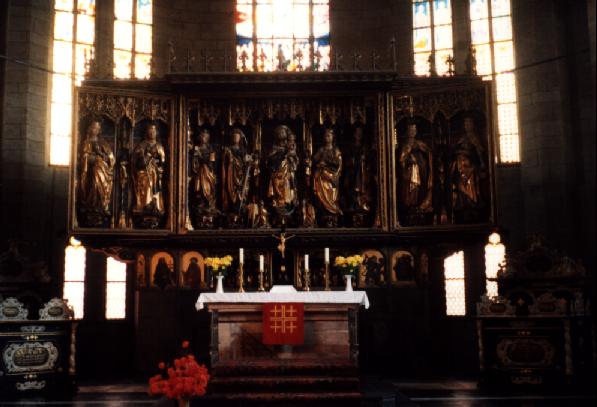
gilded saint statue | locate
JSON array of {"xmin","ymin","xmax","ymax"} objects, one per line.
[
  {"xmin": 78, "ymin": 119, "xmax": 115, "ymax": 227},
  {"xmin": 222, "ymin": 128, "xmax": 259, "ymax": 227},
  {"xmin": 398, "ymin": 121, "xmax": 433, "ymax": 223},
  {"xmin": 344, "ymin": 126, "xmax": 373, "ymax": 226},
  {"xmin": 450, "ymin": 115, "xmax": 486, "ymax": 220},
  {"xmin": 313, "ymin": 128, "xmax": 342, "ymax": 227},
  {"xmin": 266, "ymin": 125, "xmax": 298, "ymax": 225},
  {"xmin": 132, "ymin": 123, "xmax": 166, "ymax": 228},
  {"xmin": 189, "ymin": 129, "xmax": 217, "ymax": 228}
]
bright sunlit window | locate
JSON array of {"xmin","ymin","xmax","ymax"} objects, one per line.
[
  {"xmin": 50, "ymin": 0, "xmax": 96, "ymax": 166},
  {"xmin": 484, "ymin": 232, "xmax": 505, "ymax": 298},
  {"xmin": 63, "ymin": 237, "xmax": 86, "ymax": 319},
  {"xmin": 412, "ymin": 0, "xmax": 453, "ymax": 76},
  {"xmin": 470, "ymin": 0, "xmax": 520, "ymax": 163},
  {"xmin": 114, "ymin": 0, "xmax": 153, "ymax": 79},
  {"xmin": 444, "ymin": 251, "xmax": 466, "ymax": 316},
  {"xmin": 236, "ymin": 0, "xmax": 330, "ymax": 72},
  {"xmin": 106, "ymin": 257, "xmax": 127, "ymax": 319}
]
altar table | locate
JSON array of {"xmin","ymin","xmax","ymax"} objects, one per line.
[{"xmin": 196, "ymin": 290, "xmax": 369, "ymax": 402}]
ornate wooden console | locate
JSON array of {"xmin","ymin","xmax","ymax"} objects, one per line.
[
  {"xmin": 0, "ymin": 298, "xmax": 77, "ymax": 395},
  {"xmin": 476, "ymin": 238, "xmax": 594, "ymax": 386}
]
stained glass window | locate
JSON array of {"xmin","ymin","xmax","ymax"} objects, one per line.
[
  {"xmin": 444, "ymin": 251, "xmax": 466, "ymax": 316},
  {"xmin": 50, "ymin": 0, "xmax": 96, "ymax": 166},
  {"xmin": 236, "ymin": 0, "xmax": 330, "ymax": 72},
  {"xmin": 470, "ymin": 0, "xmax": 520, "ymax": 163},
  {"xmin": 114, "ymin": 0, "xmax": 153, "ymax": 79},
  {"xmin": 412, "ymin": 0, "xmax": 454, "ymax": 76},
  {"xmin": 63, "ymin": 237, "xmax": 86, "ymax": 319},
  {"xmin": 106, "ymin": 257, "xmax": 127, "ymax": 319},
  {"xmin": 484, "ymin": 233, "xmax": 505, "ymax": 298}
]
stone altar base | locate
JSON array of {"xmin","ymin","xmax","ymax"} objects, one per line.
[{"xmin": 200, "ymin": 303, "xmax": 364, "ymax": 406}]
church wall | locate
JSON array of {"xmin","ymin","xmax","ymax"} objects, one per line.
[
  {"xmin": 0, "ymin": 0, "xmax": 594, "ymax": 381},
  {"xmin": 511, "ymin": 0, "xmax": 595, "ymax": 274}
]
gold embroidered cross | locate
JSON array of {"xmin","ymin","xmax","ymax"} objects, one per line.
[{"xmin": 269, "ymin": 305, "xmax": 298, "ymax": 334}]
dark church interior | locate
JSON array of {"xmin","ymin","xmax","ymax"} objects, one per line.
[{"xmin": 0, "ymin": 0, "xmax": 595, "ymax": 406}]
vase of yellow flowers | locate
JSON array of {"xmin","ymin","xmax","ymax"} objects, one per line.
[
  {"xmin": 334, "ymin": 255, "xmax": 363, "ymax": 292},
  {"xmin": 205, "ymin": 256, "xmax": 233, "ymax": 293}
]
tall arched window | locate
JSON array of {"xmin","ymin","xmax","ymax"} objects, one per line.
[
  {"xmin": 114, "ymin": 0, "xmax": 153, "ymax": 79},
  {"xmin": 50, "ymin": 0, "xmax": 96, "ymax": 166},
  {"xmin": 412, "ymin": 0, "xmax": 454, "ymax": 76},
  {"xmin": 236, "ymin": 0, "xmax": 330, "ymax": 72},
  {"xmin": 470, "ymin": 0, "xmax": 519, "ymax": 163}
]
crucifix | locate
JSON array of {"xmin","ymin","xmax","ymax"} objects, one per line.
[{"xmin": 272, "ymin": 229, "xmax": 295, "ymax": 260}]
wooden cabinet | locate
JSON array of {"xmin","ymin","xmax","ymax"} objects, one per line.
[
  {"xmin": 0, "ymin": 320, "xmax": 77, "ymax": 394},
  {"xmin": 476, "ymin": 313, "xmax": 593, "ymax": 385},
  {"xmin": 476, "ymin": 239, "xmax": 594, "ymax": 387}
]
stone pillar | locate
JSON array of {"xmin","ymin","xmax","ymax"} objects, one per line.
[
  {"xmin": 512, "ymin": 0, "xmax": 577, "ymax": 253},
  {"xmin": 451, "ymin": 0, "xmax": 471, "ymax": 74},
  {"xmin": 94, "ymin": 0, "xmax": 114, "ymax": 78},
  {"xmin": 0, "ymin": 0, "xmax": 53, "ymax": 248}
]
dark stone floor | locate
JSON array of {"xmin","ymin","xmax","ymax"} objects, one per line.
[{"xmin": 0, "ymin": 379, "xmax": 594, "ymax": 406}]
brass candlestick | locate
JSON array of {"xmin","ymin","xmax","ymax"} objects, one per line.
[
  {"xmin": 258, "ymin": 268, "xmax": 265, "ymax": 292},
  {"xmin": 238, "ymin": 263, "xmax": 245, "ymax": 293},
  {"xmin": 303, "ymin": 268, "xmax": 310, "ymax": 291},
  {"xmin": 324, "ymin": 262, "xmax": 331, "ymax": 291}
]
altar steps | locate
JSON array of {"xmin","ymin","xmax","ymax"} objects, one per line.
[
  {"xmin": 212, "ymin": 359, "xmax": 358, "ymax": 378},
  {"xmin": 210, "ymin": 375, "xmax": 360, "ymax": 393},
  {"xmin": 204, "ymin": 361, "xmax": 363, "ymax": 406},
  {"xmin": 192, "ymin": 391, "xmax": 362, "ymax": 407}
]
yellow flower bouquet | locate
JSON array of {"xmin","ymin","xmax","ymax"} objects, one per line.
[
  {"xmin": 204, "ymin": 255, "xmax": 233, "ymax": 277},
  {"xmin": 334, "ymin": 254, "xmax": 364, "ymax": 277}
]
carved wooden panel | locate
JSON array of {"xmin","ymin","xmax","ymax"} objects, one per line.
[{"xmin": 70, "ymin": 88, "xmax": 176, "ymax": 233}]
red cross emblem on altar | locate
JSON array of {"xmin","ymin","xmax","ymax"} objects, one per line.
[{"xmin": 262, "ymin": 303, "xmax": 304, "ymax": 345}]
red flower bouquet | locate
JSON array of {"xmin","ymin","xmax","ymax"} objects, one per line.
[{"xmin": 148, "ymin": 340, "xmax": 210, "ymax": 402}]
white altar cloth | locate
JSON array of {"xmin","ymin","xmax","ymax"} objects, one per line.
[{"xmin": 196, "ymin": 290, "xmax": 370, "ymax": 311}]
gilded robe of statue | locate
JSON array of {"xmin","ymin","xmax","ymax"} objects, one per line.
[
  {"xmin": 190, "ymin": 130, "xmax": 217, "ymax": 212},
  {"xmin": 222, "ymin": 129, "xmax": 250, "ymax": 213},
  {"xmin": 313, "ymin": 129, "xmax": 343, "ymax": 215},
  {"xmin": 399, "ymin": 124, "xmax": 432, "ymax": 211},
  {"xmin": 450, "ymin": 117, "xmax": 485, "ymax": 210},
  {"xmin": 79, "ymin": 120, "xmax": 115, "ymax": 219},
  {"xmin": 267, "ymin": 125, "xmax": 297, "ymax": 209},
  {"xmin": 132, "ymin": 124, "xmax": 166, "ymax": 216}
]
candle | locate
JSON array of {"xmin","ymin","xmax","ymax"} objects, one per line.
[
  {"xmin": 239, "ymin": 248, "xmax": 244, "ymax": 264},
  {"xmin": 325, "ymin": 248, "xmax": 329, "ymax": 264},
  {"xmin": 305, "ymin": 254, "xmax": 309, "ymax": 270},
  {"xmin": 259, "ymin": 255, "xmax": 264, "ymax": 271}
]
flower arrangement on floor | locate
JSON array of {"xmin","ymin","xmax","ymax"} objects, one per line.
[
  {"xmin": 148, "ymin": 340, "xmax": 209, "ymax": 403},
  {"xmin": 334, "ymin": 255, "xmax": 364, "ymax": 276},
  {"xmin": 204, "ymin": 255, "xmax": 233, "ymax": 277}
]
